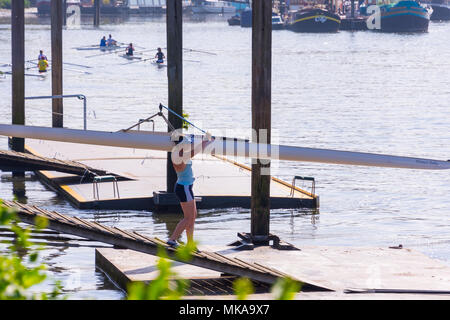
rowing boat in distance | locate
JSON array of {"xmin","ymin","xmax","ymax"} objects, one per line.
[
  {"xmin": 286, "ymin": 7, "xmax": 341, "ymax": 33},
  {"xmin": 120, "ymin": 54, "xmax": 142, "ymax": 60},
  {"xmin": 426, "ymin": 0, "xmax": 450, "ymax": 20},
  {"xmin": 151, "ymin": 60, "xmax": 167, "ymax": 68},
  {"xmin": 75, "ymin": 45, "xmax": 124, "ymax": 51}
]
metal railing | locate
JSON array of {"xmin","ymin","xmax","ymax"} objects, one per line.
[{"xmin": 24, "ymin": 94, "xmax": 87, "ymax": 130}]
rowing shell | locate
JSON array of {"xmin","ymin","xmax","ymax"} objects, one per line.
[
  {"xmin": 120, "ymin": 54, "xmax": 142, "ymax": 60},
  {"xmin": 0, "ymin": 124, "xmax": 448, "ymax": 170},
  {"xmin": 76, "ymin": 45, "xmax": 122, "ymax": 51},
  {"xmin": 151, "ymin": 60, "xmax": 167, "ymax": 68}
]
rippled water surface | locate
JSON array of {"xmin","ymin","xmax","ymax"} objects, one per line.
[{"xmin": 0, "ymin": 14, "xmax": 449, "ymax": 299}]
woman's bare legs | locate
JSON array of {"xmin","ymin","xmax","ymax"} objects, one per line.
[{"xmin": 169, "ymin": 200, "xmax": 197, "ymax": 244}]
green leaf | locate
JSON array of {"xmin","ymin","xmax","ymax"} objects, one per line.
[
  {"xmin": 34, "ymin": 216, "xmax": 48, "ymax": 230},
  {"xmin": 233, "ymin": 277, "xmax": 254, "ymax": 300},
  {"xmin": 271, "ymin": 277, "xmax": 302, "ymax": 300}
]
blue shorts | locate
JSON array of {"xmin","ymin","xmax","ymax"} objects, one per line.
[{"xmin": 174, "ymin": 183, "xmax": 194, "ymax": 203}]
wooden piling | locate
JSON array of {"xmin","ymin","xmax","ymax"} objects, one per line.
[
  {"xmin": 63, "ymin": 0, "xmax": 67, "ymax": 26},
  {"xmin": 351, "ymin": 0, "xmax": 355, "ymax": 18},
  {"xmin": 94, "ymin": 0, "xmax": 100, "ymax": 27},
  {"xmin": 250, "ymin": 0, "xmax": 272, "ymax": 242},
  {"xmin": 166, "ymin": 0, "xmax": 183, "ymax": 192},
  {"xmin": 51, "ymin": 0, "xmax": 63, "ymax": 128},
  {"xmin": 11, "ymin": 0, "xmax": 25, "ymax": 170}
]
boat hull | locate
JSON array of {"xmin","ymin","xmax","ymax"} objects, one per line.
[
  {"xmin": 191, "ymin": 1, "xmax": 236, "ymax": 14},
  {"xmin": 380, "ymin": 2, "xmax": 430, "ymax": 32},
  {"xmin": 240, "ymin": 8, "xmax": 252, "ymax": 27},
  {"xmin": 227, "ymin": 16, "xmax": 241, "ymax": 25},
  {"xmin": 381, "ymin": 11, "xmax": 430, "ymax": 32},
  {"xmin": 430, "ymin": 3, "xmax": 450, "ymax": 20},
  {"xmin": 287, "ymin": 9, "xmax": 341, "ymax": 33},
  {"xmin": 36, "ymin": 0, "xmax": 51, "ymax": 15},
  {"xmin": 0, "ymin": 124, "xmax": 449, "ymax": 170},
  {"xmin": 272, "ymin": 23, "xmax": 285, "ymax": 30}
]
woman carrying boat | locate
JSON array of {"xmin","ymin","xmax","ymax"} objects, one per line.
[{"xmin": 167, "ymin": 133, "xmax": 214, "ymax": 248}]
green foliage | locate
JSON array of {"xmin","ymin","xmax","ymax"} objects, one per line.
[
  {"xmin": 232, "ymin": 277, "xmax": 254, "ymax": 300},
  {"xmin": 0, "ymin": 201, "xmax": 63, "ymax": 300},
  {"xmin": 175, "ymin": 240, "xmax": 197, "ymax": 262},
  {"xmin": 182, "ymin": 112, "xmax": 190, "ymax": 130},
  {"xmin": 0, "ymin": 1, "xmax": 30, "ymax": 9},
  {"xmin": 270, "ymin": 277, "xmax": 302, "ymax": 300},
  {"xmin": 127, "ymin": 245, "xmax": 189, "ymax": 300}
]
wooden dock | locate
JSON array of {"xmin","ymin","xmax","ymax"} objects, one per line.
[
  {"xmin": 2, "ymin": 200, "xmax": 327, "ymax": 290},
  {"xmin": 21, "ymin": 139, "xmax": 318, "ymax": 211},
  {"xmin": 4, "ymin": 200, "xmax": 450, "ymax": 299},
  {"xmin": 95, "ymin": 248, "xmax": 273, "ymax": 296},
  {"xmin": 96, "ymin": 246, "xmax": 450, "ymax": 299},
  {"xmin": 0, "ymin": 148, "xmax": 116, "ymax": 178}
]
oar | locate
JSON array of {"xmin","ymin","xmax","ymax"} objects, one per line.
[
  {"xmin": 28, "ymin": 59, "xmax": 92, "ymax": 69},
  {"xmin": 71, "ymin": 44, "xmax": 99, "ymax": 49},
  {"xmin": 121, "ymin": 57, "xmax": 153, "ymax": 65},
  {"xmin": 116, "ymin": 41, "xmax": 146, "ymax": 49},
  {"xmin": 183, "ymin": 48, "xmax": 217, "ymax": 56},
  {"xmin": 26, "ymin": 61, "xmax": 91, "ymax": 75},
  {"xmin": 61, "ymin": 67, "xmax": 92, "ymax": 75},
  {"xmin": 62, "ymin": 62, "xmax": 92, "ymax": 69},
  {"xmin": 2, "ymin": 71, "xmax": 45, "ymax": 78}
]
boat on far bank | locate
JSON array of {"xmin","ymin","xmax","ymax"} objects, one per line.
[
  {"xmin": 191, "ymin": 0, "xmax": 237, "ymax": 14},
  {"xmin": 227, "ymin": 14, "xmax": 241, "ymax": 25},
  {"xmin": 37, "ymin": 0, "xmax": 82, "ymax": 14},
  {"xmin": 272, "ymin": 13, "xmax": 286, "ymax": 30},
  {"xmin": 286, "ymin": 7, "xmax": 341, "ymax": 33},
  {"xmin": 426, "ymin": 0, "xmax": 450, "ymax": 20},
  {"xmin": 237, "ymin": 9, "xmax": 286, "ymax": 29},
  {"xmin": 379, "ymin": 0, "xmax": 431, "ymax": 32}
]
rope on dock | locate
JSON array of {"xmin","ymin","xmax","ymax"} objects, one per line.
[{"xmin": 0, "ymin": 200, "xmax": 328, "ymax": 289}]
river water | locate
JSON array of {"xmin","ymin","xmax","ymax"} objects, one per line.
[{"xmin": 0, "ymin": 13, "xmax": 449, "ymax": 299}]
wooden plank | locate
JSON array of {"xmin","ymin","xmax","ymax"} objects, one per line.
[
  {"xmin": 251, "ymin": 0, "xmax": 272, "ymax": 241},
  {"xmin": 0, "ymin": 149, "xmax": 110, "ymax": 176},
  {"xmin": 10, "ymin": 203, "xmax": 296, "ymax": 286},
  {"xmin": 23, "ymin": 141, "xmax": 316, "ymax": 210}
]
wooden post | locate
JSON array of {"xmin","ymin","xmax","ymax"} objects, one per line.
[
  {"xmin": 166, "ymin": 0, "xmax": 183, "ymax": 193},
  {"xmin": 51, "ymin": 0, "xmax": 63, "ymax": 128},
  {"xmin": 94, "ymin": 0, "xmax": 100, "ymax": 27},
  {"xmin": 63, "ymin": 0, "xmax": 67, "ymax": 26},
  {"xmin": 250, "ymin": 0, "xmax": 272, "ymax": 243},
  {"xmin": 11, "ymin": 0, "xmax": 25, "ymax": 161}
]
